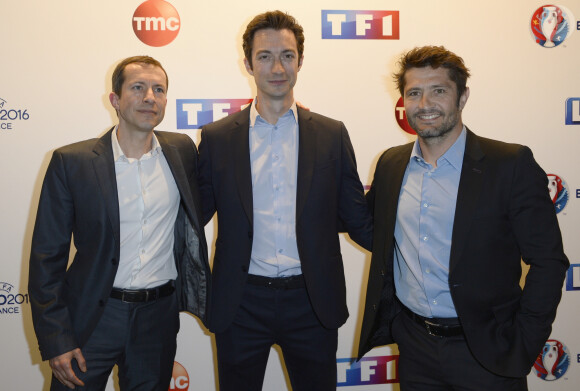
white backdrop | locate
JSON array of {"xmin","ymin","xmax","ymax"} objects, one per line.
[{"xmin": 1, "ymin": 1, "xmax": 579, "ymax": 390}]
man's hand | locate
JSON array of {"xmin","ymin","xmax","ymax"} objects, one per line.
[{"xmin": 49, "ymin": 348, "xmax": 87, "ymax": 389}]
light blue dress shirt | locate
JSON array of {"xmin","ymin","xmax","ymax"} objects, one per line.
[
  {"xmin": 394, "ymin": 127, "xmax": 467, "ymax": 318},
  {"xmin": 248, "ymin": 101, "xmax": 302, "ymax": 277}
]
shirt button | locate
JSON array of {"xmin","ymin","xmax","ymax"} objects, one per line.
[
  {"xmin": 278, "ymin": 249, "xmax": 283, "ymax": 253},
  {"xmin": 425, "ymin": 268, "xmax": 430, "ymax": 274},
  {"xmin": 141, "ymin": 249, "xmax": 145, "ymax": 254},
  {"xmin": 432, "ymin": 300, "xmax": 438, "ymax": 305},
  {"xmin": 423, "ymin": 203, "xmax": 428, "ymax": 208},
  {"xmin": 423, "ymin": 236, "xmax": 428, "ymax": 241}
]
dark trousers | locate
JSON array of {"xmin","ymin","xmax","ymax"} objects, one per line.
[
  {"xmin": 50, "ymin": 292, "xmax": 179, "ymax": 391},
  {"xmin": 392, "ymin": 310, "xmax": 528, "ymax": 391},
  {"xmin": 215, "ymin": 281, "xmax": 338, "ymax": 391}
]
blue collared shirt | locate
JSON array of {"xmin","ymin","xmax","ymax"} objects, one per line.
[
  {"xmin": 248, "ymin": 100, "xmax": 301, "ymax": 277},
  {"xmin": 394, "ymin": 127, "xmax": 467, "ymax": 318}
]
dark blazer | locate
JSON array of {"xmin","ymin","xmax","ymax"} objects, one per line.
[
  {"xmin": 198, "ymin": 106, "xmax": 372, "ymax": 333},
  {"xmin": 358, "ymin": 129, "xmax": 568, "ymax": 378},
  {"xmin": 29, "ymin": 128, "xmax": 211, "ymax": 361}
]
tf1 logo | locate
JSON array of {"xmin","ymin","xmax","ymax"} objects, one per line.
[
  {"xmin": 176, "ymin": 99, "xmax": 252, "ymax": 129},
  {"xmin": 336, "ymin": 355, "xmax": 398, "ymax": 386},
  {"xmin": 566, "ymin": 264, "xmax": 580, "ymax": 291},
  {"xmin": 565, "ymin": 98, "xmax": 580, "ymax": 125},
  {"xmin": 322, "ymin": 10, "xmax": 400, "ymax": 39}
]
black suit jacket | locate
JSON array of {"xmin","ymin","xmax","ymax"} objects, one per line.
[
  {"xmin": 29, "ymin": 128, "xmax": 211, "ymax": 361},
  {"xmin": 358, "ymin": 129, "xmax": 568, "ymax": 377},
  {"xmin": 198, "ymin": 106, "xmax": 372, "ymax": 333}
]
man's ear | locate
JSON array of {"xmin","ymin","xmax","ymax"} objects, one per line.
[
  {"xmin": 109, "ymin": 92, "xmax": 120, "ymax": 110},
  {"xmin": 243, "ymin": 58, "xmax": 254, "ymax": 76}
]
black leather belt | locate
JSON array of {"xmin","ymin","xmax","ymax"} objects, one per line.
[
  {"xmin": 246, "ymin": 274, "xmax": 305, "ymax": 289},
  {"xmin": 402, "ymin": 305, "xmax": 463, "ymax": 337},
  {"xmin": 110, "ymin": 281, "xmax": 175, "ymax": 303}
]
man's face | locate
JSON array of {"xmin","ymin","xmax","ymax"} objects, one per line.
[
  {"xmin": 109, "ymin": 63, "xmax": 167, "ymax": 134},
  {"xmin": 403, "ymin": 66, "xmax": 468, "ymax": 140},
  {"xmin": 244, "ymin": 28, "xmax": 303, "ymax": 103}
]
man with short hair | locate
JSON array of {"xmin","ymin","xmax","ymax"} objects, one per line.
[
  {"xmin": 198, "ymin": 10, "xmax": 372, "ymax": 391},
  {"xmin": 29, "ymin": 56, "xmax": 211, "ymax": 390},
  {"xmin": 358, "ymin": 46, "xmax": 568, "ymax": 390}
]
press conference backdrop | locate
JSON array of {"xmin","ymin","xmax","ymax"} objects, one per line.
[{"xmin": 1, "ymin": 1, "xmax": 579, "ymax": 390}]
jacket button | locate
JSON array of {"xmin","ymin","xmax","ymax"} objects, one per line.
[
  {"xmin": 241, "ymin": 265, "xmax": 248, "ymax": 272},
  {"xmin": 99, "ymin": 300, "xmax": 105, "ymax": 307},
  {"xmin": 111, "ymin": 258, "xmax": 118, "ymax": 266},
  {"xmin": 248, "ymin": 231, "xmax": 253, "ymax": 239},
  {"xmin": 372, "ymin": 304, "xmax": 377, "ymax": 311},
  {"xmin": 380, "ymin": 270, "xmax": 385, "ymax": 276}
]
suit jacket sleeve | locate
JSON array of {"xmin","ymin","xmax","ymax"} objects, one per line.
[
  {"xmin": 338, "ymin": 123, "xmax": 373, "ymax": 251},
  {"xmin": 28, "ymin": 150, "xmax": 78, "ymax": 360},
  {"xmin": 510, "ymin": 146, "xmax": 568, "ymax": 363},
  {"xmin": 197, "ymin": 128, "xmax": 217, "ymax": 226}
]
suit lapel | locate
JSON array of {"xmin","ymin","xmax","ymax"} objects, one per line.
[
  {"xmin": 156, "ymin": 132, "xmax": 202, "ymax": 233},
  {"xmin": 92, "ymin": 127, "xmax": 121, "ymax": 247},
  {"xmin": 232, "ymin": 107, "xmax": 254, "ymax": 225},
  {"xmin": 449, "ymin": 129, "xmax": 486, "ymax": 272},
  {"xmin": 382, "ymin": 144, "xmax": 414, "ymax": 259},
  {"xmin": 296, "ymin": 107, "xmax": 316, "ymax": 219}
]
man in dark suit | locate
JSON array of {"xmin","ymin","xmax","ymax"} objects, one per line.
[
  {"xmin": 29, "ymin": 56, "xmax": 211, "ymax": 390},
  {"xmin": 198, "ymin": 11, "xmax": 372, "ymax": 391},
  {"xmin": 357, "ymin": 46, "xmax": 568, "ymax": 390}
]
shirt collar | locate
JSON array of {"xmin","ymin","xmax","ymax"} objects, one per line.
[
  {"xmin": 410, "ymin": 126, "xmax": 467, "ymax": 170},
  {"xmin": 249, "ymin": 97, "xmax": 298, "ymax": 127},
  {"xmin": 111, "ymin": 125, "xmax": 162, "ymax": 162}
]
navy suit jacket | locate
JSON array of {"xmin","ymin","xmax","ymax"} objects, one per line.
[
  {"xmin": 357, "ymin": 129, "xmax": 568, "ymax": 377},
  {"xmin": 29, "ymin": 128, "xmax": 211, "ymax": 361},
  {"xmin": 198, "ymin": 106, "xmax": 372, "ymax": 333}
]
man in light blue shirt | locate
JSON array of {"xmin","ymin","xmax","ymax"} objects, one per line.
[
  {"xmin": 358, "ymin": 46, "xmax": 568, "ymax": 391},
  {"xmin": 199, "ymin": 10, "xmax": 372, "ymax": 391}
]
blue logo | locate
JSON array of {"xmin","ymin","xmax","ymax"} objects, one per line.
[
  {"xmin": 322, "ymin": 10, "xmax": 399, "ymax": 40},
  {"xmin": 566, "ymin": 264, "xmax": 580, "ymax": 291},
  {"xmin": 336, "ymin": 356, "xmax": 398, "ymax": 386},
  {"xmin": 565, "ymin": 98, "xmax": 580, "ymax": 124},
  {"xmin": 0, "ymin": 281, "xmax": 29, "ymax": 315},
  {"xmin": 176, "ymin": 99, "xmax": 252, "ymax": 129}
]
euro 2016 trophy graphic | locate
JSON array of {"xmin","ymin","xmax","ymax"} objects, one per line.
[
  {"xmin": 533, "ymin": 339, "xmax": 570, "ymax": 381},
  {"xmin": 540, "ymin": 6, "xmax": 559, "ymax": 47},
  {"xmin": 530, "ymin": 5, "xmax": 574, "ymax": 48}
]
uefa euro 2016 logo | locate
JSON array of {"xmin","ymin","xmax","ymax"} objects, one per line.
[
  {"xmin": 533, "ymin": 339, "xmax": 570, "ymax": 381},
  {"xmin": 547, "ymin": 174, "xmax": 569, "ymax": 214},
  {"xmin": 530, "ymin": 5, "xmax": 576, "ymax": 48}
]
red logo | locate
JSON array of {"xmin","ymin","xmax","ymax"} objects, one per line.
[
  {"xmin": 394, "ymin": 97, "xmax": 415, "ymax": 135},
  {"xmin": 133, "ymin": 0, "xmax": 180, "ymax": 47},
  {"xmin": 168, "ymin": 361, "xmax": 189, "ymax": 390}
]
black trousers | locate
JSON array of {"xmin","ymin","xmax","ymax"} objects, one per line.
[
  {"xmin": 50, "ymin": 292, "xmax": 179, "ymax": 391},
  {"xmin": 392, "ymin": 310, "xmax": 528, "ymax": 391},
  {"xmin": 215, "ymin": 281, "xmax": 338, "ymax": 391}
]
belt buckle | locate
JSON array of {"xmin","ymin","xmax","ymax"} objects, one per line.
[
  {"xmin": 120, "ymin": 290, "xmax": 130, "ymax": 303},
  {"xmin": 424, "ymin": 320, "xmax": 441, "ymax": 337}
]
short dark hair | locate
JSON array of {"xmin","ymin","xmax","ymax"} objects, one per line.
[
  {"xmin": 394, "ymin": 46, "xmax": 470, "ymax": 105},
  {"xmin": 242, "ymin": 10, "xmax": 304, "ymax": 69},
  {"xmin": 111, "ymin": 56, "xmax": 168, "ymax": 97}
]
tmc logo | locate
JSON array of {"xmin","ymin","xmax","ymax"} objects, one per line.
[
  {"xmin": 566, "ymin": 264, "xmax": 580, "ymax": 291},
  {"xmin": 565, "ymin": 98, "xmax": 580, "ymax": 125},
  {"xmin": 169, "ymin": 361, "xmax": 189, "ymax": 390},
  {"xmin": 530, "ymin": 5, "xmax": 576, "ymax": 48},
  {"xmin": 176, "ymin": 99, "xmax": 252, "ymax": 129},
  {"xmin": 133, "ymin": 0, "xmax": 180, "ymax": 47},
  {"xmin": 547, "ymin": 173, "xmax": 568, "ymax": 214},
  {"xmin": 336, "ymin": 355, "xmax": 398, "ymax": 386},
  {"xmin": 533, "ymin": 339, "xmax": 570, "ymax": 381},
  {"xmin": 322, "ymin": 10, "xmax": 400, "ymax": 40}
]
